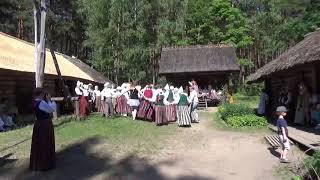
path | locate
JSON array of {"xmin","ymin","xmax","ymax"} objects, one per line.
[
  {"xmin": 148, "ymin": 109, "xmax": 280, "ymax": 180},
  {"xmin": 2, "ymin": 109, "xmax": 280, "ymax": 180}
]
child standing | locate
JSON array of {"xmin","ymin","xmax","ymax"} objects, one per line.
[{"xmin": 276, "ymin": 106, "xmax": 290, "ymax": 163}]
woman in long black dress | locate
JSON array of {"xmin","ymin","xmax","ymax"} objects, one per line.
[{"xmin": 30, "ymin": 88, "xmax": 57, "ymax": 171}]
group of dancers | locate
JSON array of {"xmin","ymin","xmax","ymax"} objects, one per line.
[{"xmin": 74, "ymin": 80, "xmax": 200, "ymax": 126}]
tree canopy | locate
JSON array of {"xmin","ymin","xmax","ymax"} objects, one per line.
[{"xmin": 1, "ymin": 0, "xmax": 319, "ymax": 85}]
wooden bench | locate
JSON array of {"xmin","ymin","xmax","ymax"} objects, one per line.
[{"xmin": 265, "ymin": 135, "xmax": 281, "ymax": 149}]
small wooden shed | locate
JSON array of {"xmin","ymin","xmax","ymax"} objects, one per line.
[
  {"xmin": 247, "ymin": 29, "xmax": 320, "ymax": 119},
  {"xmin": 0, "ymin": 32, "xmax": 110, "ymax": 114},
  {"xmin": 159, "ymin": 45, "xmax": 240, "ymax": 89}
]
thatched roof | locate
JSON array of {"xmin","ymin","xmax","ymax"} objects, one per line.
[
  {"xmin": 247, "ymin": 29, "xmax": 320, "ymax": 83},
  {"xmin": 0, "ymin": 32, "xmax": 109, "ymax": 84},
  {"xmin": 159, "ymin": 45, "xmax": 239, "ymax": 74}
]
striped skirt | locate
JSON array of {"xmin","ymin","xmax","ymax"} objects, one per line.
[
  {"xmin": 155, "ymin": 105, "xmax": 167, "ymax": 125},
  {"xmin": 177, "ymin": 106, "xmax": 191, "ymax": 126},
  {"xmin": 137, "ymin": 100, "xmax": 154, "ymax": 121},
  {"xmin": 116, "ymin": 95, "xmax": 131, "ymax": 114},
  {"xmin": 166, "ymin": 104, "xmax": 177, "ymax": 122}
]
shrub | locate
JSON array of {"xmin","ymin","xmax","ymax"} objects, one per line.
[
  {"xmin": 218, "ymin": 103, "xmax": 253, "ymax": 120},
  {"xmin": 226, "ymin": 115, "xmax": 268, "ymax": 127},
  {"xmin": 305, "ymin": 150, "xmax": 320, "ymax": 178}
]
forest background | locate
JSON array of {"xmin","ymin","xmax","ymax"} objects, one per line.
[{"xmin": 1, "ymin": 0, "xmax": 320, "ymax": 86}]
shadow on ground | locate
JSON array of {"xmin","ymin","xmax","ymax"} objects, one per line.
[{"xmin": 2, "ymin": 136, "xmax": 212, "ymax": 180}]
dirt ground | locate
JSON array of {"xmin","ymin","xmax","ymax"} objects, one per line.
[{"xmin": 2, "ymin": 109, "xmax": 283, "ymax": 180}]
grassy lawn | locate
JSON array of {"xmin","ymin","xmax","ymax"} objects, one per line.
[
  {"xmin": 233, "ymin": 94, "xmax": 259, "ymax": 109},
  {"xmin": 0, "ymin": 113, "xmax": 178, "ymax": 162}
]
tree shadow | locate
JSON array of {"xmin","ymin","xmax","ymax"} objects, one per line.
[
  {"xmin": 267, "ymin": 147, "xmax": 281, "ymax": 159},
  {"xmin": 0, "ymin": 153, "xmax": 17, "ymax": 168},
  {"xmin": 6, "ymin": 136, "xmax": 212, "ymax": 180}
]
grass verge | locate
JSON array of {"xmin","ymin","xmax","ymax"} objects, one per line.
[{"xmin": 0, "ymin": 113, "xmax": 178, "ymax": 161}]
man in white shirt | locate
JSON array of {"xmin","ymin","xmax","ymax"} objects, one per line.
[
  {"xmin": 189, "ymin": 86, "xmax": 199, "ymax": 123},
  {"xmin": 101, "ymin": 83, "xmax": 114, "ymax": 118}
]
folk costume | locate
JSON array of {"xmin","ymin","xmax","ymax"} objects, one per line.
[
  {"xmin": 129, "ymin": 86, "xmax": 141, "ymax": 120},
  {"xmin": 189, "ymin": 88, "xmax": 199, "ymax": 123},
  {"xmin": 75, "ymin": 81, "xmax": 88, "ymax": 118},
  {"xmin": 30, "ymin": 98, "xmax": 56, "ymax": 171},
  {"xmin": 116, "ymin": 84, "xmax": 131, "ymax": 116},
  {"xmin": 155, "ymin": 89, "xmax": 167, "ymax": 125},
  {"xmin": 94, "ymin": 86, "xmax": 102, "ymax": 112},
  {"xmin": 164, "ymin": 86, "xmax": 177, "ymax": 122},
  {"xmin": 176, "ymin": 87, "xmax": 191, "ymax": 126},
  {"xmin": 137, "ymin": 86, "xmax": 154, "ymax": 121}
]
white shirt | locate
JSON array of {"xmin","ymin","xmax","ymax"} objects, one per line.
[
  {"xmin": 113, "ymin": 91, "xmax": 122, "ymax": 98},
  {"xmin": 101, "ymin": 88, "xmax": 113, "ymax": 99},
  {"xmin": 82, "ymin": 89, "xmax": 89, "ymax": 97},
  {"xmin": 94, "ymin": 90, "xmax": 101, "ymax": 97},
  {"xmin": 75, "ymin": 87, "xmax": 82, "ymax": 96},
  {"xmin": 189, "ymin": 90, "xmax": 199, "ymax": 104}
]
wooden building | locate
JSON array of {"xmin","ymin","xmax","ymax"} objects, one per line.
[
  {"xmin": 0, "ymin": 32, "xmax": 110, "ymax": 114},
  {"xmin": 159, "ymin": 45, "xmax": 240, "ymax": 89},
  {"xmin": 247, "ymin": 29, "xmax": 320, "ymax": 119}
]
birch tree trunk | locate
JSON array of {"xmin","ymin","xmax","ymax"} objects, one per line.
[{"xmin": 34, "ymin": 0, "xmax": 47, "ymax": 88}]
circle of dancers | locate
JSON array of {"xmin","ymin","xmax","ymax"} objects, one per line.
[{"xmin": 74, "ymin": 81, "xmax": 199, "ymax": 127}]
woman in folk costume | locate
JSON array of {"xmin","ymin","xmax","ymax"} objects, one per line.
[
  {"xmin": 155, "ymin": 88, "xmax": 168, "ymax": 125},
  {"xmin": 137, "ymin": 85, "xmax": 154, "ymax": 121},
  {"xmin": 176, "ymin": 87, "xmax": 192, "ymax": 127},
  {"xmin": 75, "ymin": 81, "xmax": 88, "ymax": 118},
  {"xmin": 83, "ymin": 84, "xmax": 90, "ymax": 115},
  {"xmin": 116, "ymin": 83, "xmax": 131, "ymax": 116},
  {"xmin": 94, "ymin": 85, "xmax": 102, "ymax": 112},
  {"xmin": 189, "ymin": 86, "xmax": 199, "ymax": 123},
  {"xmin": 113, "ymin": 87, "xmax": 122, "ymax": 115},
  {"xmin": 164, "ymin": 85, "xmax": 177, "ymax": 122},
  {"xmin": 30, "ymin": 88, "xmax": 56, "ymax": 171},
  {"xmin": 128, "ymin": 84, "xmax": 141, "ymax": 120}
]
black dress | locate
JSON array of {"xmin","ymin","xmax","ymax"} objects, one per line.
[{"xmin": 30, "ymin": 100, "xmax": 56, "ymax": 171}]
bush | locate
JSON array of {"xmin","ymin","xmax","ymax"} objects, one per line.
[
  {"xmin": 218, "ymin": 103, "xmax": 253, "ymax": 120},
  {"xmin": 305, "ymin": 150, "xmax": 320, "ymax": 178},
  {"xmin": 226, "ymin": 115, "xmax": 268, "ymax": 127}
]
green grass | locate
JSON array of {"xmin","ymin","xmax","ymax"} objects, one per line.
[
  {"xmin": 0, "ymin": 113, "xmax": 178, "ymax": 159},
  {"xmin": 234, "ymin": 94, "xmax": 259, "ymax": 109}
]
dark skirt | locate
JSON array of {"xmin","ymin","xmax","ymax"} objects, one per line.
[
  {"xmin": 165, "ymin": 104, "xmax": 177, "ymax": 122},
  {"xmin": 177, "ymin": 106, "xmax": 191, "ymax": 126},
  {"xmin": 137, "ymin": 100, "xmax": 154, "ymax": 121},
  {"xmin": 30, "ymin": 119, "xmax": 55, "ymax": 171},
  {"xmin": 79, "ymin": 96, "xmax": 88, "ymax": 117},
  {"xmin": 116, "ymin": 95, "xmax": 131, "ymax": 114},
  {"xmin": 155, "ymin": 105, "xmax": 167, "ymax": 125}
]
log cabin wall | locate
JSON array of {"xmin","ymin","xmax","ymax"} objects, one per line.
[{"xmin": 266, "ymin": 64, "xmax": 314, "ymax": 121}]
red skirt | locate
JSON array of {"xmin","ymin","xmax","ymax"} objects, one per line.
[
  {"xmin": 155, "ymin": 105, "xmax": 167, "ymax": 125},
  {"xmin": 79, "ymin": 96, "xmax": 89, "ymax": 117},
  {"xmin": 30, "ymin": 119, "xmax": 55, "ymax": 171},
  {"xmin": 116, "ymin": 95, "xmax": 131, "ymax": 114},
  {"xmin": 166, "ymin": 104, "xmax": 177, "ymax": 122},
  {"xmin": 137, "ymin": 100, "xmax": 154, "ymax": 121}
]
